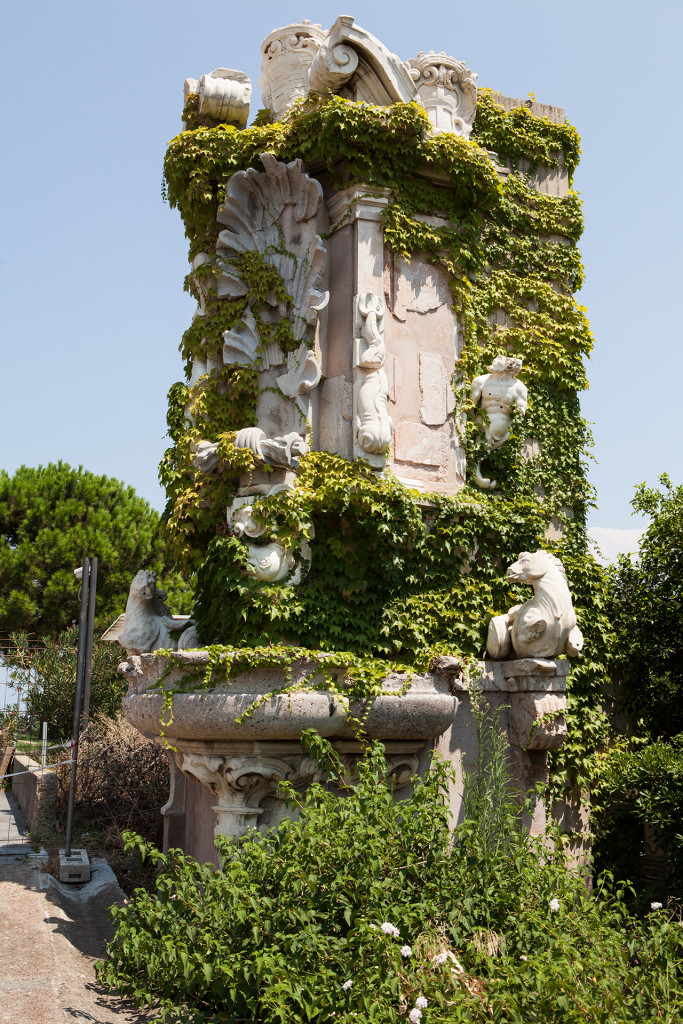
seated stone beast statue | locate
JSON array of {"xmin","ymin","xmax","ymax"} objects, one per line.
[
  {"xmin": 487, "ymin": 550, "xmax": 584, "ymax": 660},
  {"xmin": 118, "ymin": 569, "xmax": 195, "ymax": 655}
]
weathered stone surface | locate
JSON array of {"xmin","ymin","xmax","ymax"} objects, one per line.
[
  {"xmin": 394, "ymin": 421, "xmax": 447, "ymax": 469},
  {"xmin": 419, "ymin": 352, "xmax": 448, "ymax": 426},
  {"xmin": 122, "ymin": 655, "xmax": 458, "ymax": 743},
  {"xmin": 509, "ymin": 691, "xmax": 566, "ymax": 751},
  {"xmin": 317, "ymin": 375, "xmax": 353, "ymax": 458},
  {"xmin": 502, "ymin": 657, "xmax": 570, "ymax": 678},
  {"xmin": 122, "ymin": 652, "xmax": 569, "ymax": 847}
]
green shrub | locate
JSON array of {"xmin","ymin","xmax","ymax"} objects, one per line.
[
  {"xmin": 593, "ymin": 737, "xmax": 683, "ymax": 902},
  {"xmin": 98, "ymin": 717, "xmax": 683, "ymax": 1023},
  {"xmin": 7, "ymin": 628, "xmax": 127, "ymax": 740}
]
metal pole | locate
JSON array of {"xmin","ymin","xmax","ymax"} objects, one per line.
[
  {"xmin": 65, "ymin": 555, "xmax": 90, "ymax": 857},
  {"xmin": 41, "ymin": 721, "xmax": 47, "ymax": 769},
  {"xmin": 81, "ymin": 557, "xmax": 98, "ymax": 728}
]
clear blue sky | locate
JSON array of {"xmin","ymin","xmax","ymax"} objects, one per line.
[{"xmin": 2, "ymin": 1, "xmax": 681, "ymax": 548}]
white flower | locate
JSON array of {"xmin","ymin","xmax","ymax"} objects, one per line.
[
  {"xmin": 520, "ymin": 954, "xmax": 528, "ymax": 961},
  {"xmin": 651, "ymin": 901, "xmax": 663, "ymax": 910},
  {"xmin": 369, "ymin": 924, "xmax": 377, "ymax": 930},
  {"xmin": 381, "ymin": 921, "xmax": 400, "ymax": 938},
  {"xmin": 342, "ymin": 979, "xmax": 353, "ymax": 991},
  {"xmin": 409, "ymin": 1010, "xmax": 422, "ymax": 1023},
  {"xmin": 400, "ymin": 945, "xmax": 413, "ymax": 958},
  {"xmin": 549, "ymin": 898, "xmax": 560, "ymax": 913},
  {"xmin": 433, "ymin": 951, "xmax": 448, "ymax": 966},
  {"xmin": 415, "ymin": 996, "xmax": 428, "ymax": 1009}
]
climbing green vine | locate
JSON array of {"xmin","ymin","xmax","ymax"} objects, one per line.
[{"xmin": 160, "ymin": 90, "xmax": 609, "ymax": 793}]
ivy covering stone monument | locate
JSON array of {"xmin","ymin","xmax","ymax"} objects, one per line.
[{"xmin": 118, "ymin": 16, "xmax": 609, "ymax": 864}]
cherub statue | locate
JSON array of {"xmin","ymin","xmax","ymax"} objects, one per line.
[{"xmin": 470, "ymin": 354, "xmax": 528, "ymax": 489}]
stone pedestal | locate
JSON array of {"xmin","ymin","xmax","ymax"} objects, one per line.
[{"xmin": 121, "ymin": 651, "xmax": 569, "ymax": 865}]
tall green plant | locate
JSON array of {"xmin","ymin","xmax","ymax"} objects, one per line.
[{"xmin": 98, "ymin": 720, "xmax": 683, "ymax": 1023}]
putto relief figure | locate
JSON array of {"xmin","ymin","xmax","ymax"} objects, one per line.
[
  {"xmin": 470, "ymin": 354, "xmax": 528, "ymax": 489},
  {"xmin": 486, "ymin": 550, "xmax": 584, "ymax": 660}
]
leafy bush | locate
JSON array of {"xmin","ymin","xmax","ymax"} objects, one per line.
[
  {"xmin": 98, "ymin": 719, "xmax": 683, "ymax": 1023},
  {"xmin": 6, "ymin": 628, "xmax": 127, "ymax": 739},
  {"xmin": 593, "ymin": 737, "xmax": 683, "ymax": 902}
]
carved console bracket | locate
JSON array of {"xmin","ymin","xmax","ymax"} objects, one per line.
[{"xmin": 353, "ymin": 292, "xmax": 392, "ymax": 468}]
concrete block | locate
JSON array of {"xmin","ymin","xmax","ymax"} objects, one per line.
[{"xmin": 58, "ymin": 849, "xmax": 91, "ymax": 884}]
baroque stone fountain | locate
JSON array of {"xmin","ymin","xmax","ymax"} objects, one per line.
[{"xmin": 117, "ymin": 16, "xmax": 587, "ymax": 866}]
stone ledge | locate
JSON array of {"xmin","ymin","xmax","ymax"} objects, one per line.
[{"xmin": 11, "ymin": 754, "xmax": 58, "ymax": 834}]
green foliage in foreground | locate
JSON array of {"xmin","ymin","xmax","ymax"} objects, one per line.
[
  {"xmin": 593, "ymin": 476, "xmax": 683, "ymax": 901},
  {"xmin": 593, "ymin": 737, "xmax": 683, "ymax": 903},
  {"xmin": 98, "ymin": 728, "xmax": 683, "ymax": 1023}
]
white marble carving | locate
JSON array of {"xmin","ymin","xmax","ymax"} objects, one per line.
[
  {"xmin": 486, "ymin": 551, "xmax": 584, "ymax": 660},
  {"xmin": 180, "ymin": 752, "xmax": 321, "ymax": 839},
  {"xmin": 311, "ymin": 16, "xmax": 416, "ymax": 106},
  {"xmin": 227, "ymin": 488, "xmax": 312, "ymax": 587},
  {"xmin": 197, "ymin": 69, "xmax": 251, "ymax": 127},
  {"xmin": 217, "ymin": 153, "xmax": 328, "ymax": 348},
  {"xmin": 354, "ymin": 292, "xmax": 392, "ymax": 468},
  {"xmin": 257, "ymin": 18, "xmax": 478, "ymax": 129},
  {"xmin": 276, "ymin": 342, "xmax": 322, "ymax": 424},
  {"xmin": 471, "ymin": 354, "xmax": 528, "ymax": 489},
  {"xmin": 260, "ymin": 21, "xmax": 327, "ymax": 120},
  {"xmin": 245, "ymin": 542, "xmax": 296, "ymax": 582},
  {"xmin": 244, "ymin": 535, "xmax": 312, "ymax": 586},
  {"xmin": 194, "ymin": 429, "xmax": 309, "ymax": 474},
  {"xmin": 406, "ymin": 51, "xmax": 477, "ymax": 137},
  {"xmin": 308, "ymin": 35, "xmax": 359, "ymax": 94},
  {"xmin": 118, "ymin": 570, "xmax": 194, "ymax": 656}
]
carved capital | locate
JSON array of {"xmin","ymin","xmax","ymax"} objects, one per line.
[
  {"xmin": 181, "ymin": 752, "xmax": 322, "ymax": 839},
  {"xmin": 406, "ymin": 51, "xmax": 477, "ymax": 137},
  {"xmin": 260, "ymin": 22, "xmax": 326, "ymax": 119}
]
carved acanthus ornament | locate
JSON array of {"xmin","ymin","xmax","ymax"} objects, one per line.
[
  {"xmin": 353, "ymin": 292, "xmax": 392, "ymax": 469},
  {"xmin": 405, "ymin": 51, "xmax": 477, "ymax": 137}
]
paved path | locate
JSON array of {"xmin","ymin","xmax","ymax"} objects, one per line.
[
  {"xmin": 0, "ymin": 789, "xmax": 34, "ymax": 857},
  {"xmin": 0, "ymin": 794, "xmax": 151, "ymax": 1024}
]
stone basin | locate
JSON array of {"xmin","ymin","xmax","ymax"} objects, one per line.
[{"xmin": 120, "ymin": 650, "xmax": 459, "ymax": 743}]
